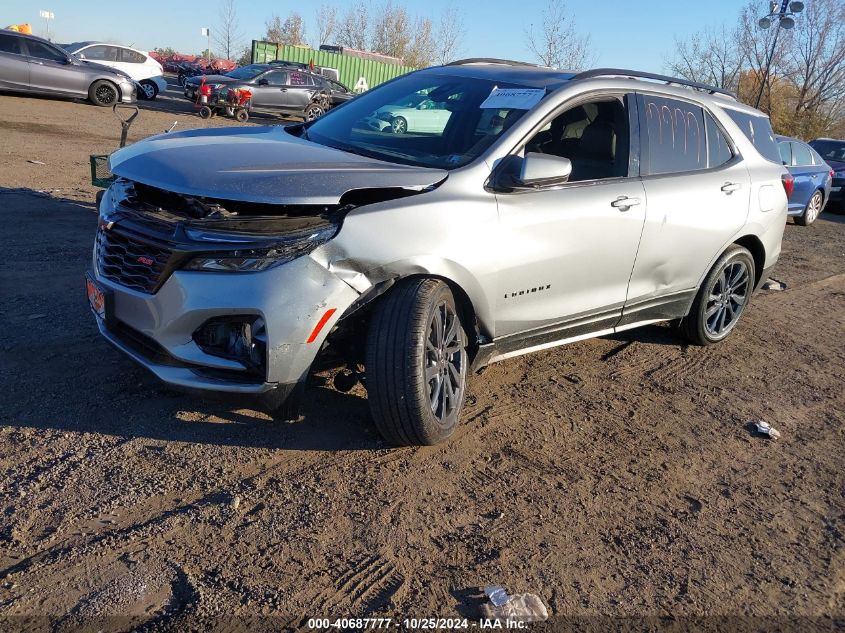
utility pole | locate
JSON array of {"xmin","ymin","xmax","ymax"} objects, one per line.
[
  {"xmin": 201, "ymin": 27, "xmax": 210, "ymax": 62},
  {"xmin": 755, "ymin": 0, "xmax": 805, "ymax": 109}
]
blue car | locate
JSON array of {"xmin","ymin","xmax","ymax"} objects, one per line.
[{"xmin": 777, "ymin": 135, "xmax": 833, "ymax": 226}]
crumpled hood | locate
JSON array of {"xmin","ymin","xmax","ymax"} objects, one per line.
[{"xmin": 109, "ymin": 126, "xmax": 447, "ymax": 205}]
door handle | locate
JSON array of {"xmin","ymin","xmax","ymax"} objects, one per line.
[
  {"xmin": 610, "ymin": 196, "xmax": 641, "ymax": 210},
  {"xmin": 721, "ymin": 182, "xmax": 742, "ymax": 193},
  {"xmin": 279, "ymin": 88, "xmax": 288, "ymax": 92}
]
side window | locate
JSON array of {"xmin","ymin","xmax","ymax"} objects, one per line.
[
  {"xmin": 791, "ymin": 142, "xmax": 813, "ymax": 167},
  {"xmin": 705, "ymin": 112, "xmax": 733, "ymax": 168},
  {"xmin": 778, "ymin": 141, "xmax": 792, "ymax": 165},
  {"xmin": 81, "ymin": 45, "xmax": 118, "ymax": 61},
  {"xmin": 261, "ymin": 70, "xmax": 287, "ymax": 86},
  {"xmin": 25, "ymin": 40, "xmax": 68, "ymax": 62},
  {"xmin": 523, "ymin": 97, "xmax": 631, "ymax": 182},
  {"xmin": 0, "ymin": 33, "xmax": 24, "ymax": 55},
  {"xmin": 640, "ymin": 95, "xmax": 706, "ymax": 175},
  {"xmin": 723, "ymin": 109, "xmax": 780, "ymax": 164},
  {"xmin": 120, "ymin": 48, "xmax": 146, "ymax": 64},
  {"xmin": 289, "ymin": 71, "xmax": 312, "ymax": 86}
]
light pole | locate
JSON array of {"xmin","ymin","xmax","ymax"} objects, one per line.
[
  {"xmin": 39, "ymin": 10, "xmax": 54, "ymax": 40},
  {"xmin": 755, "ymin": 0, "xmax": 804, "ymax": 109},
  {"xmin": 201, "ymin": 27, "xmax": 210, "ymax": 62}
]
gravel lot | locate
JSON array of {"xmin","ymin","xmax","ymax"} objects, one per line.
[{"xmin": 1, "ymin": 85, "xmax": 844, "ymax": 632}]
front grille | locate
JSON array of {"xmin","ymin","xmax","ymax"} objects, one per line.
[{"xmin": 96, "ymin": 227, "xmax": 174, "ymax": 293}]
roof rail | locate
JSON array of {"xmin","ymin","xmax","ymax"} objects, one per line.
[
  {"xmin": 446, "ymin": 58, "xmax": 542, "ymax": 68},
  {"xmin": 570, "ymin": 68, "xmax": 736, "ymax": 99}
]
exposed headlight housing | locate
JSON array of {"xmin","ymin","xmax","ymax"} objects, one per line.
[{"xmin": 182, "ymin": 226, "xmax": 337, "ymax": 272}]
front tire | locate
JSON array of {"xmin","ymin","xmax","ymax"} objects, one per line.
[
  {"xmin": 796, "ymin": 190, "xmax": 823, "ymax": 226},
  {"xmin": 89, "ymin": 80, "xmax": 119, "ymax": 107},
  {"xmin": 138, "ymin": 79, "xmax": 158, "ymax": 100},
  {"xmin": 679, "ymin": 245, "xmax": 755, "ymax": 346},
  {"xmin": 304, "ymin": 103, "xmax": 324, "ymax": 121},
  {"xmin": 366, "ymin": 279, "xmax": 468, "ymax": 446},
  {"xmin": 391, "ymin": 116, "xmax": 407, "ymax": 134}
]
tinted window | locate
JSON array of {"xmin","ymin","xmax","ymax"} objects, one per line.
[
  {"xmin": 810, "ymin": 140, "xmax": 845, "ymax": 162},
  {"xmin": 641, "ymin": 95, "xmax": 706, "ymax": 174},
  {"xmin": 260, "ymin": 70, "xmax": 287, "ymax": 86},
  {"xmin": 120, "ymin": 48, "xmax": 146, "ymax": 64},
  {"xmin": 778, "ymin": 141, "xmax": 791, "ymax": 165},
  {"xmin": 524, "ymin": 97, "xmax": 631, "ymax": 181},
  {"xmin": 226, "ymin": 65, "xmax": 267, "ymax": 80},
  {"xmin": 81, "ymin": 45, "xmax": 119, "ymax": 61},
  {"xmin": 791, "ymin": 142, "xmax": 813, "ymax": 167},
  {"xmin": 705, "ymin": 112, "xmax": 733, "ymax": 168},
  {"xmin": 289, "ymin": 71, "xmax": 313, "ymax": 86},
  {"xmin": 0, "ymin": 33, "xmax": 23, "ymax": 55},
  {"xmin": 724, "ymin": 109, "xmax": 780, "ymax": 163}
]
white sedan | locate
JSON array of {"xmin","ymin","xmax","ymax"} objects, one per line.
[
  {"xmin": 63, "ymin": 42, "xmax": 167, "ymax": 100},
  {"xmin": 364, "ymin": 99, "xmax": 452, "ymax": 134}
]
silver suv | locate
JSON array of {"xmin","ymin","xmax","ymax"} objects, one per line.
[{"xmin": 87, "ymin": 60, "xmax": 789, "ymax": 445}]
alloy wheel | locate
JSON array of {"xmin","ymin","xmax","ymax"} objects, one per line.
[
  {"xmin": 806, "ymin": 191, "xmax": 822, "ymax": 223},
  {"xmin": 140, "ymin": 82, "xmax": 155, "ymax": 99},
  {"xmin": 96, "ymin": 84, "xmax": 117, "ymax": 105},
  {"xmin": 392, "ymin": 117, "xmax": 407, "ymax": 134},
  {"xmin": 704, "ymin": 260, "xmax": 750, "ymax": 338},
  {"xmin": 424, "ymin": 301, "xmax": 465, "ymax": 424}
]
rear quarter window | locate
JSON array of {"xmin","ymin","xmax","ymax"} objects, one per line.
[{"xmin": 723, "ymin": 109, "xmax": 781, "ymax": 164}]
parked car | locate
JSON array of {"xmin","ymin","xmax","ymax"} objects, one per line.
[
  {"xmin": 0, "ymin": 30, "xmax": 135, "ymax": 106},
  {"xmin": 809, "ymin": 138, "xmax": 845, "ymax": 212},
  {"xmin": 364, "ymin": 97, "xmax": 453, "ymax": 134},
  {"xmin": 776, "ymin": 135, "xmax": 832, "ymax": 225},
  {"xmin": 88, "ymin": 61, "xmax": 788, "ymax": 446},
  {"xmin": 183, "ymin": 63, "xmax": 348, "ymax": 120},
  {"xmin": 62, "ymin": 42, "xmax": 166, "ymax": 100}
]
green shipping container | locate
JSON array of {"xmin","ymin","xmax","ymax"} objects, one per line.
[{"xmin": 251, "ymin": 40, "xmax": 416, "ymax": 92}]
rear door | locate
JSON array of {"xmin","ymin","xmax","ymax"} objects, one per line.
[
  {"xmin": 284, "ymin": 70, "xmax": 317, "ymax": 110},
  {"xmin": 23, "ymin": 38, "xmax": 87, "ymax": 97},
  {"xmin": 625, "ymin": 93, "xmax": 750, "ymax": 317},
  {"xmin": 0, "ymin": 32, "xmax": 29, "ymax": 91}
]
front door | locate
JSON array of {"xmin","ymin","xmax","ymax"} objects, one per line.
[
  {"xmin": 625, "ymin": 93, "xmax": 751, "ymax": 318},
  {"xmin": 24, "ymin": 38, "xmax": 86, "ymax": 97},
  {"xmin": 493, "ymin": 93, "xmax": 646, "ymax": 342},
  {"xmin": 250, "ymin": 69, "xmax": 288, "ymax": 110}
]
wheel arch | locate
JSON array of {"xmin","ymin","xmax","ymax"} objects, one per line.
[{"xmin": 732, "ymin": 234, "xmax": 766, "ymax": 288}]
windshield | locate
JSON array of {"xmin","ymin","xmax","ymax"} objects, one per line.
[
  {"xmin": 303, "ymin": 73, "xmax": 544, "ymax": 169},
  {"xmin": 225, "ymin": 65, "xmax": 266, "ymax": 80},
  {"xmin": 810, "ymin": 140, "xmax": 845, "ymax": 162}
]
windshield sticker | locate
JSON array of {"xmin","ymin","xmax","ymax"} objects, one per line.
[{"xmin": 480, "ymin": 88, "xmax": 545, "ymax": 110}]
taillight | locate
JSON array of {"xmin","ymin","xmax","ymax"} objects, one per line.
[
  {"xmin": 829, "ymin": 169, "xmax": 835, "ymax": 179},
  {"xmin": 782, "ymin": 172, "xmax": 795, "ymax": 198}
]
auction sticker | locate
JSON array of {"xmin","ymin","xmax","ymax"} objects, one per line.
[{"xmin": 480, "ymin": 88, "xmax": 545, "ymax": 110}]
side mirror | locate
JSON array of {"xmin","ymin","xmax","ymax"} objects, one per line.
[
  {"xmin": 518, "ymin": 153, "xmax": 572, "ymax": 188},
  {"xmin": 257, "ymin": 78, "xmax": 269, "ymax": 86},
  {"xmin": 64, "ymin": 56, "xmax": 74, "ymax": 64}
]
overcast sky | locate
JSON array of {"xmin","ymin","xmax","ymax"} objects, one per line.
[{"xmin": 4, "ymin": 0, "xmax": 761, "ymax": 73}]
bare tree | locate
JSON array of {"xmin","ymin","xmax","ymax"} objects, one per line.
[
  {"xmin": 782, "ymin": 0, "xmax": 845, "ymax": 136},
  {"xmin": 665, "ymin": 24, "xmax": 744, "ymax": 91},
  {"xmin": 315, "ymin": 4, "xmax": 339, "ymax": 47},
  {"xmin": 265, "ymin": 12, "xmax": 307, "ymax": 46},
  {"xmin": 338, "ymin": 2, "xmax": 370, "ymax": 50},
  {"xmin": 524, "ymin": 0, "xmax": 594, "ymax": 70},
  {"xmin": 406, "ymin": 18, "xmax": 435, "ymax": 67},
  {"xmin": 214, "ymin": 0, "xmax": 243, "ymax": 60},
  {"xmin": 434, "ymin": 4, "xmax": 465, "ymax": 65},
  {"xmin": 371, "ymin": 2, "xmax": 412, "ymax": 59}
]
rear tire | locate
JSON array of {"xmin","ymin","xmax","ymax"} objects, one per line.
[
  {"xmin": 678, "ymin": 245, "xmax": 755, "ymax": 346},
  {"xmin": 365, "ymin": 279, "xmax": 468, "ymax": 446},
  {"xmin": 796, "ymin": 190, "xmax": 823, "ymax": 226},
  {"xmin": 89, "ymin": 80, "xmax": 119, "ymax": 107},
  {"xmin": 235, "ymin": 109, "xmax": 248, "ymax": 122},
  {"xmin": 304, "ymin": 103, "xmax": 324, "ymax": 121},
  {"xmin": 198, "ymin": 106, "xmax": 212, "ymax": 119}
]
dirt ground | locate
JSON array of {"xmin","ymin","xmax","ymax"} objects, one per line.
[{"xmin": 0, "ymin": 85, "xmax": 844, "ymax": 632}]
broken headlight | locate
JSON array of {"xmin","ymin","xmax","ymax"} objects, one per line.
[{"xmin": 183, "ymin": 226, "xmax": 336, "ymax": 272}]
